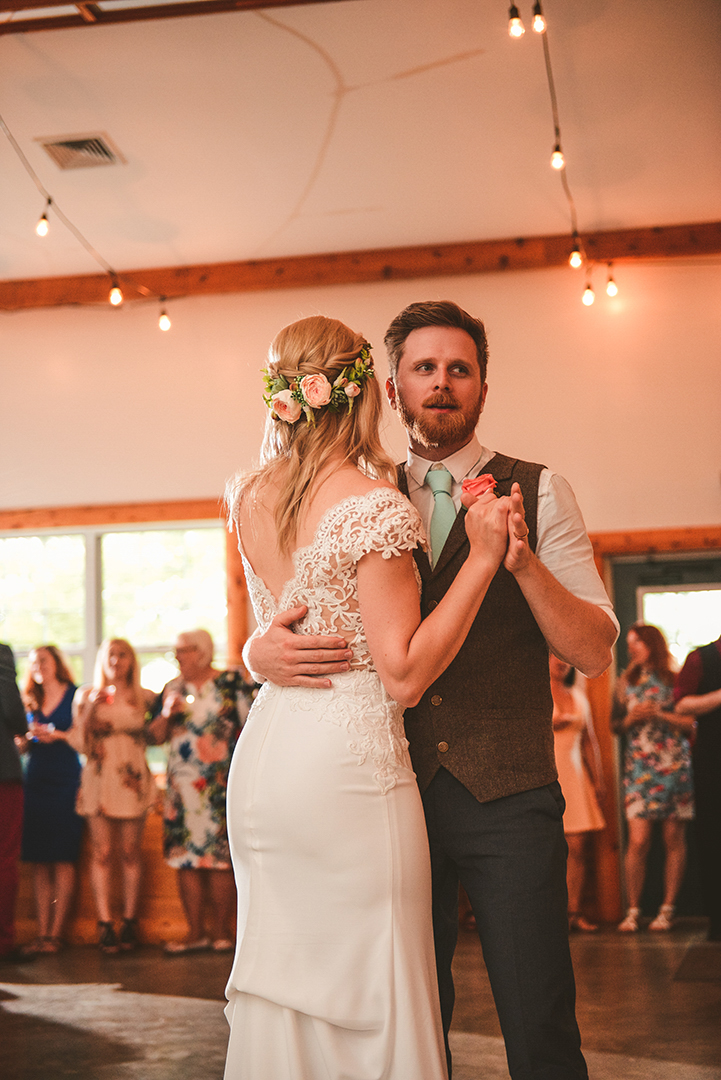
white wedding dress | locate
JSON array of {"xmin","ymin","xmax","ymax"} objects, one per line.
[{"xmin": 224, "ymin": 487, "xmax": 447, "ymax": 1080}]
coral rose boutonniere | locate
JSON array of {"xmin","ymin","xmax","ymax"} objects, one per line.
[{"xmin": 461, "ymin": 474, "xmax": 497, "ymax": 507}]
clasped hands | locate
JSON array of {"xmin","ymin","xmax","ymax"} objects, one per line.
[{"xmin": 461, "ymin": 479, "xmax": 531, "ymax": 574}]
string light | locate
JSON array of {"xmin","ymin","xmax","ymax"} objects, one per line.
[
  {"xmin": 508, "ymin": 4, "xmax": 525, "ymax": 37},
  {"xmin": 582, "ymin": 282, "xmax": 595, "ymax": 306},
  {"xmin": 109, "ymin": 278, "xmax": 123, "ymax": 306},
  {"xmin": 532, "ymin": 1, "xmax": 546, "ymax": 33},
  {"xmin": 606, "ymin": 264, "xmax": 618, "ymax": 297},
  {"xmin": 158, "ymin": 302, "xmax": 171, "ymax": 331},
  {"xmin": 569, "ymin": 234, "xmax": 583, "ymax": 269},
  {"xmin": 36, "ymin": 198, "xmax": 51, "ymax": 237},
  {"xmin": 550, "ymin": 143, "xmax": 565, "ymax": 170}
]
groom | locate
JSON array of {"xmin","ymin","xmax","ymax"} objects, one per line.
[{"xmin": 246, "ymin": 300, "xmax": 617, "ymax": 1079}]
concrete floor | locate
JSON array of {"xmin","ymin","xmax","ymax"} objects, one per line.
[{"xmin": 1, "ymin": 920, "xmax": 719, "ymax": 1079}]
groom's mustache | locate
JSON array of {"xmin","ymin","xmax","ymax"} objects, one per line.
[{"xmin": 422, "ymin": 393, "xmax": 459, "ymax": 410}]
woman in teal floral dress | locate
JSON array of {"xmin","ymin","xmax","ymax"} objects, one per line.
[
  {"xmin": 148, "ymin": 629, "xmax": 255, "ymax": 953},
  {"xmin": 613, "ymin": 623, "xmax": 695, "ymax": 933}
]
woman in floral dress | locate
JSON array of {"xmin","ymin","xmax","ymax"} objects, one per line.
[
  {"xmin": 148, "ymin": 629, "xmax": 255, "ymax": 953},
  {"xmin": 71, "ymin": 638, "xmax": 157, "ymax": 952},
  {"xmin": 613, "ymin": 623, "xmax": 695, "ymax": 932}
]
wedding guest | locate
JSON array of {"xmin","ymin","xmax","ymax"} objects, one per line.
[
  {"xmin": 550, "ymin": 655, "xmax": 605, "ymax": 932},
  {"xmin": 147, "ymin": 630, "xmax": 254, "ymax": 955},
  {"xmin": 0, "ymin": 643, "xmax": 32, "ymax": 964},
  {"xmin": 674, "ymin": 633, "xmax": 721, "ymax": 941},
  {"xmin": 20, "ymin": 645, "xmax": 83, "ymax": 954},
  {"xmin": 613, "ymin": 623, "xmax": 694, "ymax": 932},
  {"xmin": 70, "ymin": 638, "xmax": 157, "ymax": 952}
]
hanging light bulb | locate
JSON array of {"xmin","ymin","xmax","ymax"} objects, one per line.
[
  {"xmin": 582, "ymin": 283, "xmax": 595, "ymax": 306},
  {"xmin": 508, "ymin": 4, "xmax": 525, "ymax": 37},
  {"xmin": 606, "ymin": 264, "xmax": 618, "ymax": 297},
  {"xmin": 569, "ymin": 238, "xmax": 583, "ymax": 269},
  {"xmin": 532, "ymin": 1, "xmax": 546, "ymax": 32},
  {"xmin": 35, "ymin": 197, "xmax": 52, "ymax": 237},
  {"xmin": 550, "ymin": 143, "xmax": 565, "ymax": 170},
  {"xmin": 158, "ymin": 305, "xmax": 171, "ymax": 331},
  {"xmin": 109, "ymin": 279, "xmax": 123, "ymax": 306}
]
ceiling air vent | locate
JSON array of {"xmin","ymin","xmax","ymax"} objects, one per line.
[{"xmin": 36, "ymin": 132, "xmax": 126, "ymax": 171}]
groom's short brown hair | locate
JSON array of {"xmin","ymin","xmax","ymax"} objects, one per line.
[{"xmin": 384, "ymin": 301, "xmax": 489, "ymax": 382}]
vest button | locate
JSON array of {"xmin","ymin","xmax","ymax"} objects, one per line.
[
  {"xmin": 428, "ymin": 600, "xmax": 438, "ymax": 610},
  {"xmin": 431, "ymin": 694, "xmax": 442, "ymax": 706},
  {"xmin": 437, "ymin": 741, "xmax": 449, "ymax": 753}
]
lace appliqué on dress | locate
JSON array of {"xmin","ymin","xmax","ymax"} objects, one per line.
[{"xmin": 238, "ymin": 488, "xmax": 426, "ymax": 792}]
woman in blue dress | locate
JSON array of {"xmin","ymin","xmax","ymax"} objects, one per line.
[{"xmin": 21, "ymin": 645, "xmax": 83, "ymax": 954}]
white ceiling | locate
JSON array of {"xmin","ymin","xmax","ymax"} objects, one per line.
[{"xmin": 1, "ymin": 0, "xmax": 720, "ymax": 283}]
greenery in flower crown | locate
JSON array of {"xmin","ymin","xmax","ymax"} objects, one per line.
[{"xmin": 262, "ymin": 343, "xmax": 375, "ymax": 425}]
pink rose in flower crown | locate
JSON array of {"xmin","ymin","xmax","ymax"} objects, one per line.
[
  {"xmin": 461, "ymin": 474, "xmax": 497, "ymax": 507},
  {"xmin": 271, "ymin": 389, "xmax": 302, "ymax": 423},
  {"xmin": 300, "ymin": 373, "xmax": 333, "ymax": 408},
  {"xmin": 344, "ymin": 383, "xmax": 360, "ymax": 398}
]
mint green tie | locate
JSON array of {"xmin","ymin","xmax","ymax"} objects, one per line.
[{"xmin": 425, "ymin": 466, "xmax": 456, "ymax": 567}]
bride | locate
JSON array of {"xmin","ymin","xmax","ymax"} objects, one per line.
[{"xmin": 224, "ymin": 315, "xmax": 509, "ymax": 1080}]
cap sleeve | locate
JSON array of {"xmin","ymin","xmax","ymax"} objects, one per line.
[{"xmin": 334, "ymin": 487, "xmax": 426, "ymax": 563}]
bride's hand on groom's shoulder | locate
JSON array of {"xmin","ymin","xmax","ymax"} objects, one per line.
[{"xmin": 247, "ymin": 606, "xmax": 353, "ymax": 689}]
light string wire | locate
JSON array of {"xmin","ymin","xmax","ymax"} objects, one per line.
[
  {"xmin": 1, "ymin": 109, "xmax": 166, "ymax": 316},
  {"xmin": 539, "ymin": 28, "xmax": 580, "ymax": 244}
]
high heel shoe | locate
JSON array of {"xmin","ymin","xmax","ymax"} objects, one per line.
[
  {"xmin": 119, "ymin": 918, "xmax": 139, "ymax": 951},
  {"xmin": 649, "ymin": 904, "xmax": 675, "ymax": 931},
  {"xmin": 617, "ymin": 907, "xmax": 641, "ymax": 932}
]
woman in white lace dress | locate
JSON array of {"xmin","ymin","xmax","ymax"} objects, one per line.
[{"xmin": 224, "ymin": 316, "xmax": 510, "ymax": 1080}]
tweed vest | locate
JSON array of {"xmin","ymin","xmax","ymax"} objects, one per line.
[{"xmin": 399, "ymin": 453, "xmax": 556, "ymax": 803}]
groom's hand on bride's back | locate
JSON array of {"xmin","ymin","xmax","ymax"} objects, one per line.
[{"xmin": 245, "ymin": 605, "xmax": 353, "ymax": 688}]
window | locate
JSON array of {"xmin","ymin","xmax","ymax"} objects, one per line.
[{"xmin": 0, "ymin": 523, "xmax": 227, "ymax": 691}]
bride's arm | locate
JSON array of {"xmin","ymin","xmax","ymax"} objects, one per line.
[{"xmin": 358, "ymin": 491, "xmax": 509, "ymax": 708}]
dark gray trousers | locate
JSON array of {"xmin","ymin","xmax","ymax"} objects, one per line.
[{"xmin": 422, "ymin": 768, "xmax": 588, "ymax": 1080}]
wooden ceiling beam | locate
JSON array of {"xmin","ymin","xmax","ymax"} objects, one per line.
[
  {"xmin": 1, "ymin": 221, "xmax": 719, "ymax": 311},
  {"xmin": 0, "ymin": 0, "xmax": 349, "ymax": 34}
]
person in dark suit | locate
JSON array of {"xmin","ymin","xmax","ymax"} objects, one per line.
[
  {"xmin": 0, "ymin": 643, "xmax": 34, "ymax": 963},
  {"xmin": 244, "ymin": 301, "xmax": 618, "ymax": 1078},
  {"xmin": 674, "ymin": 633, "xmax": 721, "ymax": 941}
]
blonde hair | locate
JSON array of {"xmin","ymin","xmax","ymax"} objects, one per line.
[
  {"xmin": 227, "ymin": 315, "xmax": 396, "ymax": 553},
  {"xmin": 94, "ymin": 638, "xmax": 144, "ymax": 706}
]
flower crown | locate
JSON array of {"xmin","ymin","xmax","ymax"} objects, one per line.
[{"xmin": 263, "ymin": 343, "xmax": 374, "ymax": 425}]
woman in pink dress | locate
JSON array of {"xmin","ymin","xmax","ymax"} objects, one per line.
[
  {"xmin": 550, "ymin": 654, "xmax": 605, "ymax": 931},
  {"xmin": 71, "ymin": 638, "xmax": 157, "ymax": 952}
]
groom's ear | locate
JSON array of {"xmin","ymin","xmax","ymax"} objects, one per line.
[{"xmin": 385, "ymin": 377, "xmax": 397, "ymax": 410}]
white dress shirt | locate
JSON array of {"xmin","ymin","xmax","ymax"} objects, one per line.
[{"xmin": 404, "ymin": 435, "xmax": 618, "ymax": 631}]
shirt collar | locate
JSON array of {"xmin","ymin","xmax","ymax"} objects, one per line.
[{"xmin": 406, "ymin": 435, "xmax": 491, "ymax": 489}]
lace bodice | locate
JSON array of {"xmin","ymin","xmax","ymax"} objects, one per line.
[{"xmin": 240, "ymin": 487, "xmax": 426, "ymax": 672}]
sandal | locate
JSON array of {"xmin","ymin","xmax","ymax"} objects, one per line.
[
  {"xmin": 569, "ymin": 913, "xmax": 599, "ymax": 933},
  {"xmin": 119, "ymin": 918, "xmax": 139, "ymax": 951},
  {"xmin": 97, "ymin": 921, "xmax": 120, "ymax": 954},
  {"xmin": 163, "ymin": 937, "xmax": 211, "ymax": 955},
  {"xmin": 212, "ymin": 938, "xmax": 234, "ymax": 953},
  {"xmin": 617, "ymin": 907, "xmax": 641, "ymax": 933},
  {"xmin": 649, "ymin": 904, "xmax": 675, "ymax": 932}
]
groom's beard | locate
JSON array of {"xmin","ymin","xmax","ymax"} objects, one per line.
[{"xmin": 395, "ymin": 391, "xmax": 482, "ymax": 452}]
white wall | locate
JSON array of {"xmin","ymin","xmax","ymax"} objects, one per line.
[{"xmin": 2, "ymin": 260, "xmax": 720, "ymax": 533}]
